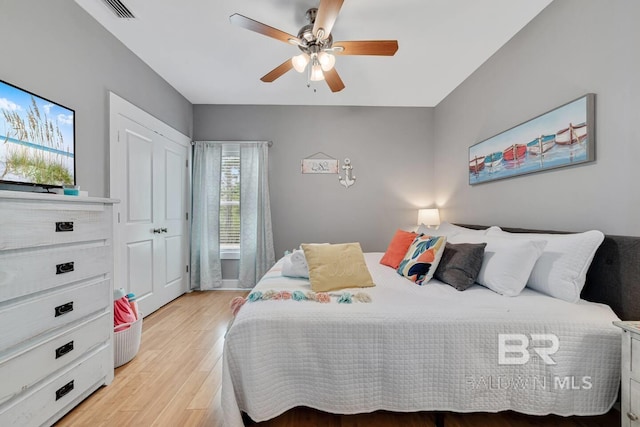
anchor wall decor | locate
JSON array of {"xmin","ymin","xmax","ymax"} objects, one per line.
[{"xmin": 338, "ymin": 158, "xmax": 356, "ymax": 189}]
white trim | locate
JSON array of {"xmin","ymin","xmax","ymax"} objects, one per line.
[
  {"xmin": 221, "ymin": 280, "xmax": 240, "ymax": 289},
  {"xmin": 110, "ymin": 93, "xmax": 191, "ymax": 146},
  {"xmin": 188, "ymin": 287, "xmax": 246, "ymax": 291},
  {"xmin": 221, "ymin": 251, "xmax": 240, "ymax": 260},
  {"xmin": 192, "ymin": 140, "xmax": 272, "ymax": 147}
]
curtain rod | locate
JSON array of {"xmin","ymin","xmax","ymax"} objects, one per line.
[{"xmin": 191, "ymin": 140, "xmax": 272, "ymax": 147}]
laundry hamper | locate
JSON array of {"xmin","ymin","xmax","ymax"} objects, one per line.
[{"xmin": 114, "ymin": 314, "xmax": 143, "ymax": 368}]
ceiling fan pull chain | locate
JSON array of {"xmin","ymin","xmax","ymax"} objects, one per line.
[{"xmin": 306, "ymin": 67, "xmax": 316, "ymax": 93}]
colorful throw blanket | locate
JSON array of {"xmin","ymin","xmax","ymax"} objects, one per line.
[{"xmin": 230, "ymin": 290, "xmax": 372, "ymax": 316}]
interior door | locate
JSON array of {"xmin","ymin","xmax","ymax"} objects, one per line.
[
  {"xmin": 154, "ymin": 132, "xmax": 188, "ymax": 312},
  {"xmin": 119, "ymin": 117, "xmax": 158, "ymax": 315},
  {"xmin": 110, "ymin": 95, "xmax": 190, "ymax": 317}
]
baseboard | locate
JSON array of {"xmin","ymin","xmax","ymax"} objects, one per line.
[
  {"xmin": 222, "ymin": 279, "xmax": 240, "ymax": 288},
  {"xmin": 188, "ymin": 280, "xmax": 247, "ymax": 291}
]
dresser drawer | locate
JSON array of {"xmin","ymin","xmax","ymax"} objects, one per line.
[
  {"xmin": 0, "ymin": 344, "xmax": 110, "ymax": 427},
  {"xmin": 0, "ymin": 243, "xmax": 111, "ymax": 304},
  {"xmin": 0, "ymin": 312, "xmax": 110, "ymax": 405},
  {"xmin": 0, "ymin": 200, "xmax": 111, "ymax": 251},
  {"xmin": 0, "ymin": 278, "xmax": 110, "ymax": 351}
]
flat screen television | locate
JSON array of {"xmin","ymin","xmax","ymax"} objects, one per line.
[{"xmin": 0, "ymin": 78, "xmax": 75, "ymax": 190}]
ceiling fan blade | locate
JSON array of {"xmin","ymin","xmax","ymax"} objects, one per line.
[
  {"xmin": 260, "ymin": 59, "xmax": 294, "ymax": 83},
  {"xmin": 230, "ymin": 13, "xmax": 301, "ymax": 45},
  {"xmin": 333, "ymin": 40, "xmax": 399, "ymax": 56},
  {"xmin": 313, "ymin": 0, "xmax": 344, "ymax": 39},
  {"xmin": 324, "ymin": 67, "xmax": 345, "ymax": 93}
]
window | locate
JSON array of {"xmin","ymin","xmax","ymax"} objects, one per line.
[{"xmin": 220, "ymin": 145, "xmax": 240, "ymax": 257}]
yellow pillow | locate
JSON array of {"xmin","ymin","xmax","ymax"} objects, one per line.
[{"xmin": 301, "ymin": 243, "xmax": 375, "ymax": 292}]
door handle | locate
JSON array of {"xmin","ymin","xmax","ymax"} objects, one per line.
[
  {"xmin": 161, "ymin": 228, "xmax": 168, "ymax": 233},
  {"xmin": 152, "ymin": 228, "xmax": 162, "ymax": 234}
]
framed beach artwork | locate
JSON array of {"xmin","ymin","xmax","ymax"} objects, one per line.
[{"xmin": 469, "ymin": 93, "xmax": 595, "ymax": 185}]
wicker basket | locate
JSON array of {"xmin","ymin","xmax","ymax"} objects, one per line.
[{"xmin": 114, "ymin": 315, "xmax": 143, "ymax": 368}]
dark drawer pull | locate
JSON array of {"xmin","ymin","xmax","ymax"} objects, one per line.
[
  {"xmin": 55, "ymin": 341, "xmax": 74, "ymax": 359},
  {"xmin": 55, "ymin": 380, "xmax": 74, "ymax": 401},
  {"xmin": 55, "ymin": 221, "xmax": 74, "ymax": 232},
  {"xmin": 54, "ymin": 302, "xmax": 74, "ymax": 317},
  {"xmin": 56, "ymin": 262, "xmax": 74, "ymax": 275}
]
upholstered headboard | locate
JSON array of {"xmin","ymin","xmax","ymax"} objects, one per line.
[{"xmin": 457, "ymin": 225, "xmax": 640, "ymax": 321}]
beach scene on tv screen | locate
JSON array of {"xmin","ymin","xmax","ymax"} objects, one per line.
[{"xmin": 0, "ymin": 81, "xmax": 74, "ymax": 186}]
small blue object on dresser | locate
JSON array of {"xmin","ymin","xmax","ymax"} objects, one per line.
[{"xmin": 63, "ymin": 185, "xmax": 80, "ymax": 196}]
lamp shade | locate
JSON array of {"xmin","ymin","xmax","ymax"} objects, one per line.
[
  {"xmin": 292, "ymin": 53, "xmax": 309, "ymax": 73},
  {"xmin": 318, "ymin": 52, "xmax": 336, "ymax": 71},
  {"xmin": 309, "ymin": 63, "xmax": 325, "ymax": 81},
  {"xmin": 417, "ymin": 208, "xmax": 440, "ymax": 226}
]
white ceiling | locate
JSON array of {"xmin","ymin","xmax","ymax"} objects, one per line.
[{"xmin": 75, "ymin": 0, "xmax": 553, "ymax": 107}]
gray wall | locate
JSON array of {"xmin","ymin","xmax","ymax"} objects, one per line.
[
  {"xmin": 434, "ymin": 0, "xmax": 640, "ymax": 236},
  {"xmin": 221, "ymin": 259, "xmax": 240, "ymax": 281},
  {"xmin": 0, "ymin": 0, "xmax": 193, "ymax": 197},
  {"xmin": 194, "ymin": 105, "xmax": 434, "ymax": 257}
]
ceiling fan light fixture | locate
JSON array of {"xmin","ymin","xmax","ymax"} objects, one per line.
[
  {"xmin": 318, "ymin": 52, "xmax": 336, "ymax": 71},
  {"xmin": 229, "ymin": 2, "xmax": 398, "ymax": 93},
  {"xmin": 292, "ymin": 53, "xmax": 309, "ymax": 73},
  {"xmin": 309, "ymin": 63, "xmax": 325, "ymax": 81}
]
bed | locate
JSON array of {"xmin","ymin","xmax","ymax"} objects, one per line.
[{"xmin": 222, "ymin": 226, "xmax": 640, "ymax": 426}]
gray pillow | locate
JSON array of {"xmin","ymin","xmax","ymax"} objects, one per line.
[{"xmin": 434, "ymin": 242, "xmax": 487, "ymax": 291}]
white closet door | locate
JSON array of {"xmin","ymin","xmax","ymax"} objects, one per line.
[
  {"xmin": 119, "ymin": 117, "xmax": 155, "ymax": 316},
  {"xmin": 110, "ymin": 94, "xmax": 190, "ymax": 317},
  {"xmin": 155, "ymin": 132, "xmax": 188, "ymax": 311}
]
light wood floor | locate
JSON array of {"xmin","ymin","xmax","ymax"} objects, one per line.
[{"xmin": 56, "ymin": 291, "xmax": 621, "ymax": 427}]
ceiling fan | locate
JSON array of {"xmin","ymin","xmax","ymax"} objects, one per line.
[{"xmin": 230, "ymin": 0, "xmax": 399, "ymax": 93}]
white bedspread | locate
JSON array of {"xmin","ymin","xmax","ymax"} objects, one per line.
[{"xmin": 222, "ymin": 253, "xmax": 621, "ymax": 426}]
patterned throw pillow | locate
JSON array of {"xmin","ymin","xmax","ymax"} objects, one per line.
[{"xmin": 397, "ymin": 235, "xmax": 447, "ymax": 285}]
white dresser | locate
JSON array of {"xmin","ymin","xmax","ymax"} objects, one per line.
[
  {"xmin": 0, "ymin": 190, "xmax": 117, "ymax": 426},
  {"xmin": 614, "ymin": 321, "xmax": 640, "ymax": 427}
]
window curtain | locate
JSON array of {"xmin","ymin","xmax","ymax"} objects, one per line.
[
  {"xmin": 190, "ymin": 142, "xmax": 223, "ymax": 290},
  {"xmin": 239, "ymin": 142, "xmax": 275, "ymax": 288}
]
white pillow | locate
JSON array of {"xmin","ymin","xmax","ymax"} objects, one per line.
[
  {"xmin": 419, "ymin": 221, "xmax": 488, "ymax": 237},
  {"xmin": 485, "ymin": 228, "xmax": 605, "ymax": 302},
  {"xmin": 448, "ymin": 233, "xmax": 546, "ymax": 296}
]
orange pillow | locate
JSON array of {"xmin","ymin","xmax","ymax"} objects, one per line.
[{"xmin": 380, "ymin": 230, "xmax": 418, "ymax": 269}]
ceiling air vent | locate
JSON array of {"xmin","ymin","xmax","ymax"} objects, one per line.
[{"xmin": 101, "ymin": 0, "xmax": 136, "ymax": 19}]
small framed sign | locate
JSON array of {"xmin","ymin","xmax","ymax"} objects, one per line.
[{"xmin": 301, "ymin": 154, "xmax": 339, "ymax": 174}]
